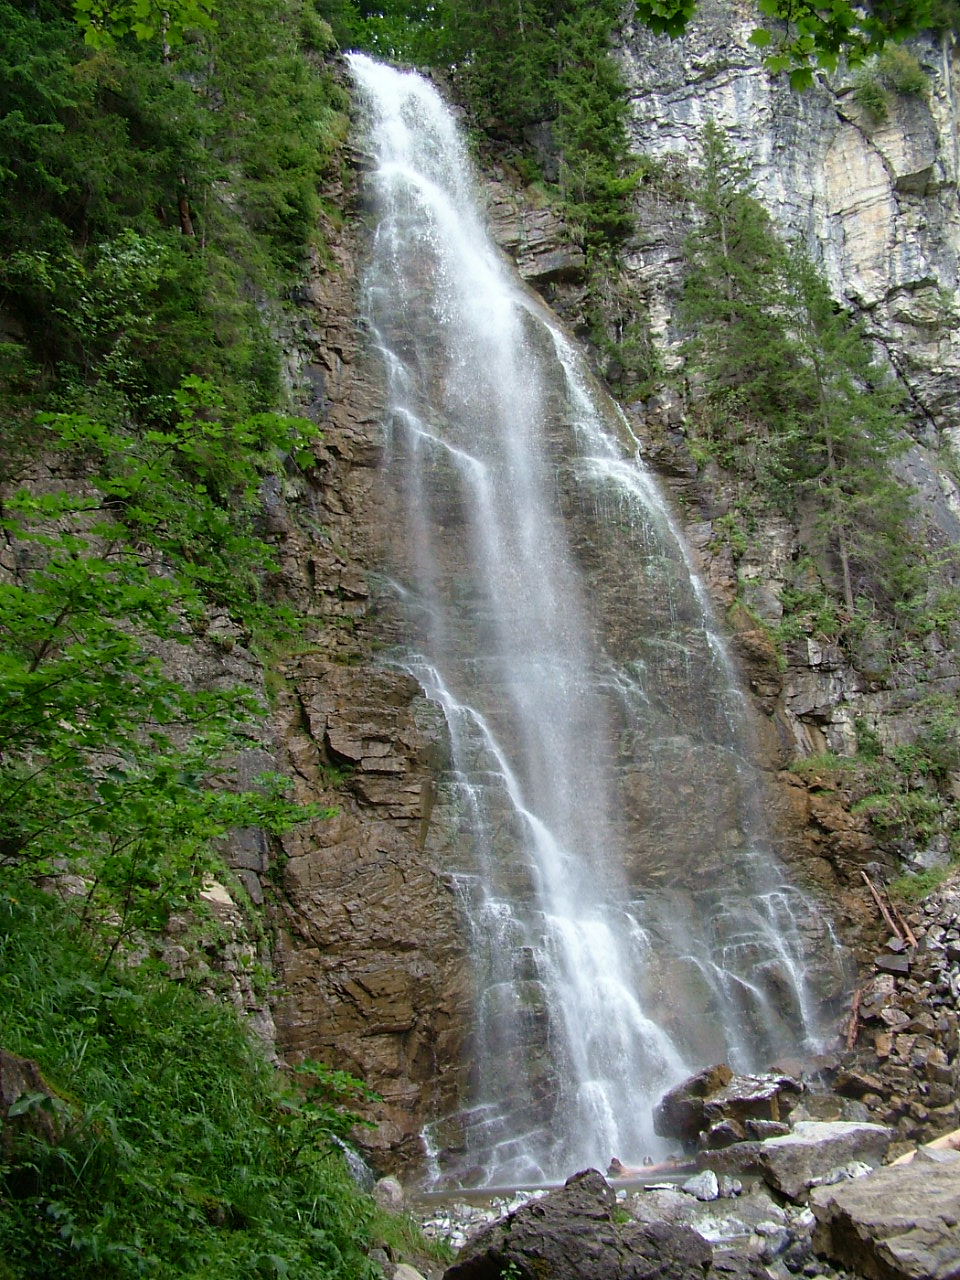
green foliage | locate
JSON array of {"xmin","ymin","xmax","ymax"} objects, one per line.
[
  {"xmin": 585, "ymin": 265, "xmax": 662, "ymax": 396},
  {"xmin": 896, "ymin": 579, "xmax": 960, "ymax": 647},
  {"xmin": 497, "ymin": 1262, "xmax": 526, "ymax": 1280},
  {"xmin": 851, "ymin": 787, "xmax": 945, "ymax": 839},
  {"xmin": 788, "ymin": 750, "xmax": 860, "ymax": 782},
  {"xmin": 0, "ymin": 0, "xmax": 349, "ymax": 376},
  {"xmin": 749, "ymin": 0, "xmax": 940, "ymax": 80},
  {"xmin": 0, "ymin": 3, "xmax": 389, "ymax": 1274},
  {"xmin": 710, "ymin": 511, "xmax": 749, "ymax": 559},
  {"xmin": 879, "ymin": 46, "xmax": 929, "ymax": 95},
  {"xmin": 0, "ymin": 474, "xmax": 330, "ymax": 949},
  {"xmin": 782, "ymin": 247, "xmax": 915, "ymax": 612},
  {"xmin": 853, "ymin": 69, "xmax": 892, "ymax": 121},
  {"xmin": 783, "ymin": 586, "xmax": 839, "ymax": 650},
  {"xmin": 854, "ymin": 717, "xmax": 883, "ymax": 761},
  {"xmin": 559, "ymin": 0, "xmax": 949, "ymax": 80},
  {"xmin": 926, "ymin": 0, "xmax": 960, "ymax": 35},
  {"xmin": 5, "ymin": 230, "xmax": 281, "ymax": 417},
  {"xmin": 0, "ymin": 888, "xmax": 379, "ymax": 1278},
  {"xmin": 0, "ymin": 0, "xmax": 341, "ymax": 955},
  {"xmin": 893, "ymin": 697, "xmax": 960, "ymax": 783},
  {"xmin": 681, "ymin": 124, "xmax": 797, "ymax": 470},
  {"xmin": 552, "ymin": 3, "xmax": 639, "ymax": 252},
  {"xmin": 888, "ymin": 866, "xmax": 950, "ymax": 901},
  {"xmin": 34, "ymin": 386, "xmax": 319, "ymax": 632},
  {"xmin": 72, "ymin": 0, "xmax": 214, "ymax": 47},
  {"xmin": 792, "ymin": 697, "xmax": 960, "ymax": 861},
  {"xmin": 853, "ymin": 47, "xmax": 928, "ymax": 123}
]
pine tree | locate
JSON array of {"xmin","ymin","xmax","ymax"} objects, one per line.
[
  {"xmin": 681, "ymin": 122, "xmax": 802, "ymax": 480},
  {"xmin": 781, "ymin": 246, "xmax": 914, "ymax": 612},
  {"xmin": 681, "ymin": 123, "xmax": 916, "ymax": 615}
]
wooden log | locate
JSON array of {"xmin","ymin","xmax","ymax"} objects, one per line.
[{"xmin": 861, "ymin": 870, "xmax": 903, "ymax": 941}]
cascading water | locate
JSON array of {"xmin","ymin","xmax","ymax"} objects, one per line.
[{"xmin": 348, "ymin": 54, "xmax": 846, "ymax": 1187}]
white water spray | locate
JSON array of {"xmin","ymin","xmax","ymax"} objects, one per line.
[{"xmin": 349, "ymin": 53, "xmax": 843, "ymax": 1187}]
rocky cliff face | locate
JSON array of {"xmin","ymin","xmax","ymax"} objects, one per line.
[
  {"xmin": 254, "ymin": 25, "xmax": 960, "ymax": 1172},
  {"xmin": 603, "ymin": 1, "xmax": 960, "ymax": 1139},
  {"xmin": 619, "ymin": 0, "xmax": 960, "ymax": 441},
  {"xmin": 198, "ymin": 147, "xmax": 475, "ymax": 1170},
  {"xmin": 609, "ymin": 0, "xmax": 959, "ymax": 881}
]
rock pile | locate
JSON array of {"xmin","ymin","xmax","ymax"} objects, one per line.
[
  {"xmin": 839, "ymin": 882, "xmax": 960, "ymax": 1145},
  {"xmin": 418, "ymin": 1189, "xmax": 548, "ymax": 1254}
]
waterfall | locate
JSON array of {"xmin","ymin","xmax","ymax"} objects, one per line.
[{"xmin": 348, "ymin": 54, "xmax": 844, "ymax": 1188}]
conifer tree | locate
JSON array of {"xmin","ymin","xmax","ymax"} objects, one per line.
[
  {"xmin": 681, "ymin": 123, "xmax": 915, "ymax": 614},
  {"xmin": 681, "ymin": 122, "xmax": 801, "ymax": 481},
  {"xmin": 781, "ymin": 246, "xmax": 913, "ymax": 611}
]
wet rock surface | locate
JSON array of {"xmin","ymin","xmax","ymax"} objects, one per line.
[
  {"xmin": 419, "ymin": 1126, "xmax": 960, "ymax": 1280},
  {"xmin": 255, "ymin": 162, "xmax": 473, "ymax": 1167},
  {"xmin": 276, "ymin": 31, "xmax": 959, "ymax": 1177},
  {"xmin": 654, "ymin": 1064, "xmax": 734, "ymax": 1142},
  {"xmin": 655, "ymin": 1067, "xmax": 803, "ymax": 1147},
  {"xmin": 440, "ymin": 1169, "xmax": 766, "ymax": 1280}
]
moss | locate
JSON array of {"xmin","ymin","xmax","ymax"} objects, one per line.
[{"xmin": 888, "ymin": 866, "xmax": 951, "ymax": 901}]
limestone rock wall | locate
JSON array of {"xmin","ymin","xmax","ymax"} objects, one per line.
[
  {"xmin": 619, "ymin": 0, "xmax": 960, "ymax": 454},
  {"xmin": 610, "ymin": 2, "xmax": 960, "ymax": 882}
]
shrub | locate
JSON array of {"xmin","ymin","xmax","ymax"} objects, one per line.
[
  {"xmin": 853, "ymin": 70, "xmax": 890, "ymax": 121},
  {"xmin": 879, "ymin": 46, "xmax": 929, "ymax": 96},
  {"xmin": 0, "ymin": 889, "xmax": 379, "ymax": 1279}
]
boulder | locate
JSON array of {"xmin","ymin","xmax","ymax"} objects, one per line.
[
  {"xmin": 703, "ymin": 1120, "xmax": 747, "ymax": 1148},
  {"xmin": 0, "ymin": 1047, "xmax": 67, "ymax": 1152},
  {"xmin": 695, "ymin": 1141, "xmax": 764, "ymax": 1180},
  {"xmin": 701, "ymin": 1073, "xmax": 802, "ymax": 1129},
  {"xmin": 757, "ymin": 1121, "xmax": 894, "ymax": 1202},
  {"xmin": 811, "ymin": 1159, "xmax": 960, "ymax": 1279},
  {"xmin": 681, "ymin": 1170, "xmax": 720, "ymax": 1201},
  {"xmin": 653, "ymin": 1064, "xmax": 733, "ymax": 1141},
  {"xmin": 745, "ymin": 1120, "xmax": 790, "ymax": 1140},
  {"xmin": 442, "ymin": 1167, "xmax": 723, "ymax": 1280},
  {"xmin": 373, "ymin": 1175, "xmax": 405, "ymax": 1213}
]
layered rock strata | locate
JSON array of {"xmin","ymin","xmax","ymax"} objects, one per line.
[{"xmin": 259, "ymin": 156, "xmax": 473, "ymax": 1168}]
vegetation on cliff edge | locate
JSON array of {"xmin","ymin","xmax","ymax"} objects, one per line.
[
  {"xmin": 0, "ymin": 888, "xmax": 381, "ymax": 1278},
  {"xmin": 681, "ymin": 122, "xmax": 917, "ymax": 617}
]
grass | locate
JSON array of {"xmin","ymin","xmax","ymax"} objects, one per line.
[
  {"xmin": 0, "ymin": 885, "xmax": 380, "ymax": 1279},
  {"xmin": 887, "ymin": 866, "xmax": 951, "ymax": 902}
]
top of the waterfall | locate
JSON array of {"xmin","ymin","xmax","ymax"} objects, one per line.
[{"xmin": 346, "ymin": 53, "xmax": 475, "ymax": 204}]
